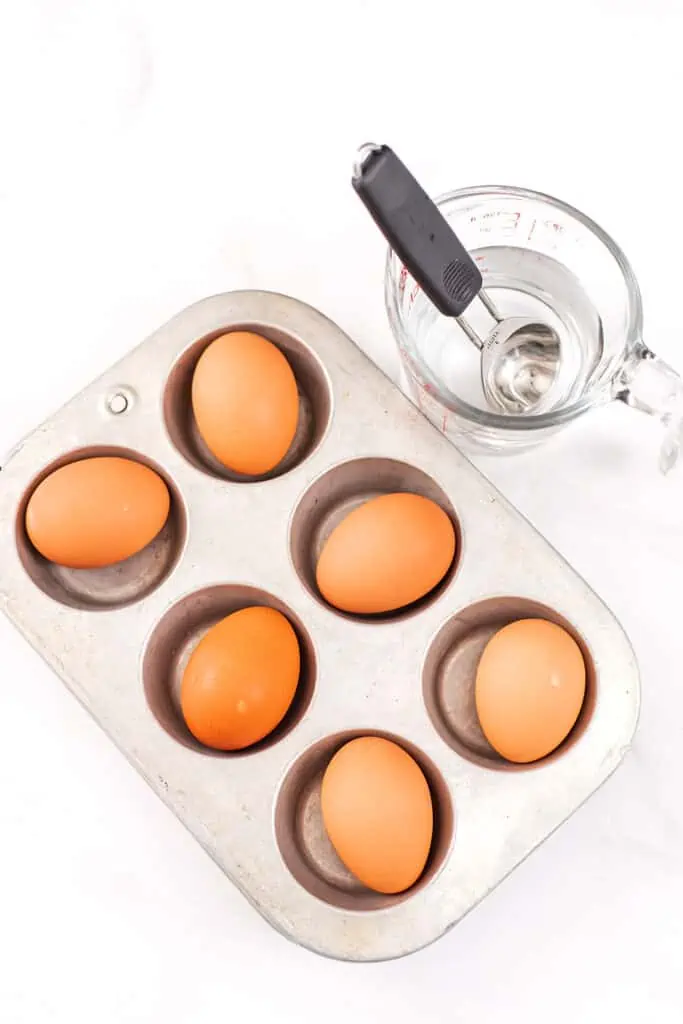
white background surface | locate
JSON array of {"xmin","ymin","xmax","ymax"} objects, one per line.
[{"xmin": 1, "ymin": 1, "xmax": 683, "ymax": 1020}]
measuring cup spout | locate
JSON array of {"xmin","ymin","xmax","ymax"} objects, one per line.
[{"xmin": 615, "ymin": 342, "xmax": 683, "ymax": 473}]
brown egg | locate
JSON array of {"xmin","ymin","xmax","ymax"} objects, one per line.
[
  {"xmin": 180, "ymin": 606, "xmax": 300, "ymax": 751},
  {"xmin": 316, "ymin": 493, "xmax": 456, "ymax": 614},
  {"xmin": 321, "ymin": 736, "xmax": 434, "ymax": 894},
  {"xmin": 475, "ymin": 618, "xmax": 587, "ymax": 764},
  {"xmin": 191, "ymin": 331, "xmax": 299, "ymax": 476},
  {"xmin": 25, "ymin": 456, "xmax": 170, "ymax": 569}
]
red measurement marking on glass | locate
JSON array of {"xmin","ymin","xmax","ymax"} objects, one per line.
[
  {"xmin": 544, "ymin": 220, "xmax": 563, "ymax": 233},
  {"xmin": 399, "ymin": 265, "xmax": 408, "ymax": 296}
]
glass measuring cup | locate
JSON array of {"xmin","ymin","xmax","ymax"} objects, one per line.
[{"xmin": 384, "ymin": 185, "xmax": 683, "ymax": 471}]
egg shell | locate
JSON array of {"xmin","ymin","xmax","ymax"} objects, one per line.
[
  {"xmin": 24, "ymin": 456, "xmax": 171, "ymax": 569},
  {"xmin": 315, "ymin": 492, "xmax": 456, "ymax": 614},
  {"xmin": 191, "ymin": 331, "xmax": 299, "ymax": 476},
  {"xmin": 320, "ymin": 736, "xmax": 434, "ymax": 894},
  {"xmin": 180, "ymin": 606, "xmax": 300, "ymax": 751},
  {"xmin": 475, "ymin": 618, "xmax": 587, "ymax": 764}
]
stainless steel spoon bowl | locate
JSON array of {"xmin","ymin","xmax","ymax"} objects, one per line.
[{"xmin": 459, "ymin": 293, "xmax": 562, "ymax": 414}]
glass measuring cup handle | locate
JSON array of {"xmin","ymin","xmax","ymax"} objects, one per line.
[{"xmin": 615, "ymin": 341, "xmax": 683, "ymax": 473}]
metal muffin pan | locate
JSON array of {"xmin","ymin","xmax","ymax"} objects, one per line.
[{"xmin": 0, "ymin": 290, "xmax": 640, "ymax": 961}]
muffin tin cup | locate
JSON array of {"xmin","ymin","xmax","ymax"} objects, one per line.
[
  {"xmin": 422, "ymin": 597, "xmax": 598, "ymax": 771},
  {"xmin": 0, "ymin": 290, "xmax": 640, "ymax": 961},
  {"xmin": 15, "ymin": 445, "xmax": 187, "ymax": 611},
  {"xmin": 142, "ymin": 584, "xmax": 317, "ymax": 755},
  {"xmin": 274, "ymin": 729, "xmax": 455, "ymax": 913}
]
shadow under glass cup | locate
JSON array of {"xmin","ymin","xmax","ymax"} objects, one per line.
[{"xmin": 385, "ymin": 185, "xmax": 683, "ymax": 467}]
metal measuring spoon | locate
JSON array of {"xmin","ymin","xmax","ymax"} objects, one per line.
[{"xmin": 352, "ymin": 144, "xmax": 562, "ymax": 414}]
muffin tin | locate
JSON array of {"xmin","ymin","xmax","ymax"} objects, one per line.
[{"xmin": 0, "ymin": 291, "xmax": 640, "ymax": 961}]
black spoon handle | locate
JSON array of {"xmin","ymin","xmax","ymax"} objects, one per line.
[{"xmin": 352, "ymin": 144, "xmax": 482, "ymax": 318}]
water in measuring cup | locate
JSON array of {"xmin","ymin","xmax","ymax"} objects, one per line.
[{"xmin": 409, "ymin": 246, "xmax": 604, "ymax": 412}]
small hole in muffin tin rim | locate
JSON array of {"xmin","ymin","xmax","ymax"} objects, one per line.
[
  {"xmin": 103, "ymin": 386, "xmax": 136, "ymax": 416},
  {"xmin": 163, "ymin": 322, "xmax": 333, "ymax": 483},
  {"xmin": 15, "ymin": 445, "xmax": 187, "ymax": 612},
  {"xmin": 142, "ymin": 584, "xmax": 317, "ymax": 757},
  {"xmin": 290, "ymin": 456, "xmax": 462, "ymax": 624},
  {"xmin": 274, "ymin": 729, "xmax": 455, "ymax": 912},
  {"xmin": 422, "ymin": 596, "xmax": 597, "ymax": 772}
]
